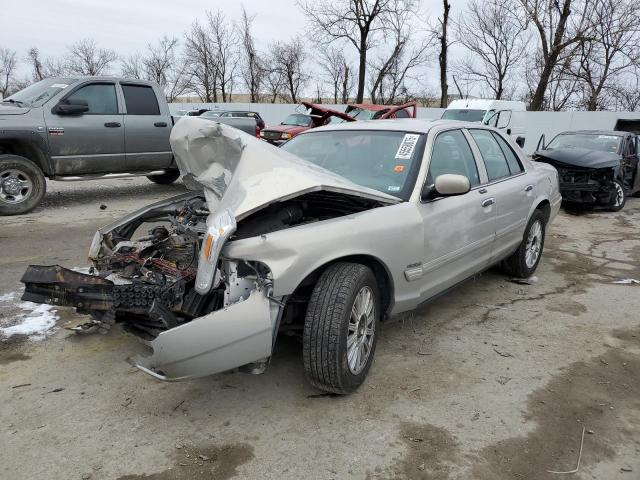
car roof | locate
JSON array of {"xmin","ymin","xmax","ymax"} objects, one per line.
[{"xmin": 299, "ymin": 118, "xmax": 483, "ymax": 135}]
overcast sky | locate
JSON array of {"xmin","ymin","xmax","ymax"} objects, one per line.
[{"xmin": 1, "ymin": 0, "xmax": 463, "ymax": 90}]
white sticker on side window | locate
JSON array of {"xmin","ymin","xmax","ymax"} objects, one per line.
[{"xmin": 395, "ymin": 134, "xmax": 420, "ymax": 160}]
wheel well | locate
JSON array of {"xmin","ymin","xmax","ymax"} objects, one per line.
[
  {"xmin": 535, "ymin": 200, "xmax": 551, "ymax": 224},
  {"xmin": 282, "ymin": 255, "xmax": 394, "ymax": 326},
  {"xmin": 0, "ymin": 140, "xmax": 49, "ymax": 175}
]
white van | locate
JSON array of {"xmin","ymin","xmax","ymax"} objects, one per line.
[{"xmin": 441, "ymin": 99, "xmax": 527, "ymax": 145}]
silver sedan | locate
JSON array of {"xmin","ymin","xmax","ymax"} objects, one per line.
[{"xmin": 22, "ymin": 118, "xmax": 561, "ymax": 394}]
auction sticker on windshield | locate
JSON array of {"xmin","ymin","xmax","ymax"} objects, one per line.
[{"xmin": 395, "ymin": 134, "xmax": 420, "ymax": 160}]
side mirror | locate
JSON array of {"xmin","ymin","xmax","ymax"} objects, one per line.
[
  {"xmin": 421, "ymin": 174, "xmax": 471, "ymax": 201},
  {"xmin": 515, "ymin": 136, "xmax": 526, "ymax": 148},
  {"xmin": 53, "ymin": 98, "xmax": 89, "ymax": 115}
]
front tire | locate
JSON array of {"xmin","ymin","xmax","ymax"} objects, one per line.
[
  {"xmin": 0, "ymin": 155, "xmax": 46, "ymax": 216},
  {"xmin": 607, "ymin": 180, "xmax": 625, "ymax": 212},
  {"xmin": 303, "ymin": 263, "xmax": 380, "ymax": 394},
  {"xmin": 502, "ymin": 210, "xmax": 546, "ymax": 278},
  {"xmin": 147, "ymin": 169, "xmax": 180, "ymax": 184}
]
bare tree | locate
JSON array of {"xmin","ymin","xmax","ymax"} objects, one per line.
[
  {"xmin": 434, "ymin": 0, "xmax": 451, "ymax": 107},
  {"xmin": 120, "ymin": 52, "xmax": 144, "ymax": 79},
  {"xmin": 27, "ymin": 47, "xmax": 66, "ymax": 81},
  {"xmin": 264, "ymin": 64, "xmax": 286, "ymax": 103},
  {"xmin": 368, "ymin": 8, "xmax": 429, "ymax": 103},
  {"xmin": 298, "ymin": 0, "xmax": 414, "ymax": 103},
  {"xmin": 184, "ymin": 11, "xmax": 238, "ymax": 103},
  {"xmin": 184, "ymin": 20, "xmax": 217, "ymax": 102},
  {"xmin": 66, "ymin": 38, "xmax": 118, "ymax": 76},
  {"xmin": 455, "ymin": 0, "xmax": 528, "ymax": 100},
  {"xmin": 318, "ymin": 46, "xmax": 354, "ymax": 103},
  {"xmin": 207, "ymin": 10, "xmax": 238, "ymax": 102},
  {"xmin": 120, "ymin": 37, "xmax": 191, "ymax": 102},
  {"xmin": 0, "ymin": 47, "xmax": 17, "ymax": 97},
  {"xmin": 517, "ymin": 0, "xmax": 594, "ymax": 110},
  {"xmin": 239, "ymin": 6, "xmax": 263, "ymax": 103},
  {"xmin": 270, "ymin": 37, "xmax": 309, "ymax": 103},
  {"xmin": 570, "ymin": 0, "xmax": 640, "ymax": 110}
]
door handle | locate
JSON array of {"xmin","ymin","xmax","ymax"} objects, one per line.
[
  {"xmin": 481, "ymin": 198, "xmax": 495, "ymax": 207},
  {"xmin": 479, "ymin": 188, "xmax": 488, "ymax": 194},
  {"xmin": 104, "ymin": 122, "xmax": 121, "ymax": 128},
  {"xmin": 525, "ymin": 184, "xmax": 534, "ymax": 192},
  {"xmin": 154, "ymin": 122, "xmax": 168, "ymax": 127}
]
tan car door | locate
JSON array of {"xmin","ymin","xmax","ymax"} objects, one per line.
[{"xmin": 468, "ymin": 129, "xmax": 535, "ymax": 262}]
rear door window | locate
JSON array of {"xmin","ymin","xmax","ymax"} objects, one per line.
[
  {"xmin": 492, "ymin": 132, "xmax": 523, "ymax": 174},
  {"xmin": 469, "ymin": 129, "xmax": 511, "ymax": 181},
  {"xmin": 121, "ymin": 84, "xmax": 160, "ymax": 115},
  {"xmin": 66, "ymin": 83, "xmax": 118, "ymax": 115}
]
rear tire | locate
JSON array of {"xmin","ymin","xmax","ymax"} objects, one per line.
[
  {"xmin": 502, "ymin": 210, "xmax": 546, "ymax": 278},
  {"xmin": 303, "ymin": 263, "xmax": 380, "ymax": 394},
  {"xmin": 0, "ymin": 154, "xmax": 46, "ymax": 216},
  {"xmin": 147, "ymin": 169, "xmax": 180, "ymax": 184},
  {"xmin": 607, "ymin": 180, "xmax": 626, "ymax": 212}
]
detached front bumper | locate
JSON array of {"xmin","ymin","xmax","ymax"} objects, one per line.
[
  {"xmin": 21, "ymin": 265, "xmax": 280, "ymax": 382},
  {"xmin": 134, "ymin": 289, "xmax": 276, "ymax": 381}
]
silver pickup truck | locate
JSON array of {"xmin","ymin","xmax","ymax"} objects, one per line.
[{"xmin": 0, "ymin": 76, "xmax": 257, "ymax": 215}]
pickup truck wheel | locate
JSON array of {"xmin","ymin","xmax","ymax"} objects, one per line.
[
  {"xmin": 147, "ymin": 169, "xmax": 180, "ymax": 184},
  {"xmin": 0, "ymin": 155, "xmax": 46, "ymax": 216},
  {"xmin": 502, "ymin": 210, "xmax": 546, "ymax": 278},
  {"xmin": 607, "ymin": 180, "xmax": 626, "ymax": 212},
  {"xmin": 303, "ymin": 262, "xmax": 380, "ymax": 394}
]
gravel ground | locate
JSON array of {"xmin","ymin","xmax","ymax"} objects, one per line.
[{"xmin": 1, "ymin": 178, "xmax": 639, "ymax": 480}]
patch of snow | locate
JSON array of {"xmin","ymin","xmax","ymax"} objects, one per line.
[{"xmin": 0, "ymin": 291, "xmax": 59, "ymax": 341}]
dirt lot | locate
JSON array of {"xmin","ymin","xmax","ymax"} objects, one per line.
[{"xmin": 1, "ymin": 178, "xmax": 639, "ymax": 480}]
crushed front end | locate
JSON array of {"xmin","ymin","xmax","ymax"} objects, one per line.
[{"xmin": 21, "ymin": 193, "xmax": 282, "ymax": 380}]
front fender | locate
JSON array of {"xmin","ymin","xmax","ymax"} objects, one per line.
[{"xmin": 223, "ymin": 202, "xmax": 425, "ymax": 314}]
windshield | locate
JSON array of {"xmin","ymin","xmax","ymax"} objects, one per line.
[
  {"xmin": 283, "ymin": 114, "xmax": 311, "ymax": 127},
  {"xmin": 281, "ymin": 130, "xmax": 425, "ymax": 200},
  {"xmin": 3, "ymin": 78, "xmax": 78, "ymax": 107},
  {"xmin": 546, "ymin": 133, "xmax": 622, "ymax": 154},
  {"xmin": 441, "ymin": 109, "xmax": 486, "ymax": 122}
]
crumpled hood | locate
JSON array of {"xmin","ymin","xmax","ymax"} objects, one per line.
[
  {"xmin": 535, "ymin": 147, "xmax": 621, "ymax": 169},
  {"xmin": 169, "ymin": 117, "xmax": 400, "ymax": 220},
  {"xmin": 0, "ymin": 104, "xmax": 31, "ymax": 115}
]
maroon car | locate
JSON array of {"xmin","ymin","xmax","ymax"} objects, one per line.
[{"xmin": 260, "ymin": 102, "xmax": 355, "ymax": 145}]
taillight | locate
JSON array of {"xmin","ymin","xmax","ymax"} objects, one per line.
[{"xmin": 256, "ymin": 125, "xmax": 261, "ymax": 138}]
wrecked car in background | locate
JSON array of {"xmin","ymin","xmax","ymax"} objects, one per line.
[
  {"xmin": 534, "ymin": 130, "xmax": 640, "ymax": 211},
  {"xmin": 21, "ymin": 118, "xmax": 560, "ymax": 394},
  {"xmin": 259, "ymin": 101, "xmax": 354, "ymax": 145}
]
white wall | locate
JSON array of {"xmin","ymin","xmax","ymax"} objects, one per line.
[{"xmin": 170, "ymin": 103, "xmax": 640, "ymax": 155}]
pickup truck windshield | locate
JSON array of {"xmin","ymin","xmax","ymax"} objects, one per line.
[
  {"xmin": 281, "ymin": 130, "xmax": 425, "ymax": 200},
  {"xmin": 546, "ymin": 133, "xmax": 622, "ymax": 154},
  {"xmin": 441, "ymin": 109, "xmax": 486, "ymax": 122},
  {"xmin": 282, "ymin": 114, "xmax": 312, "ymax": 127},
  {"xmin": 3, "ymin": 78, "xmax": 78, "ymax": 107}
]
